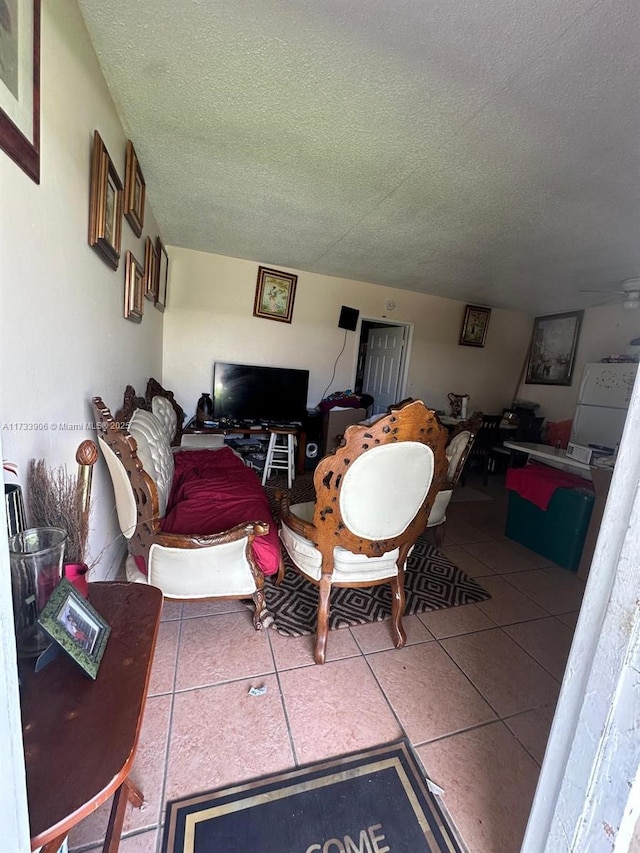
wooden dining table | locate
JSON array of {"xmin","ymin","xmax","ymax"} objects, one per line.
[{"xmin": 20, "ymin": 581, "xmax": 162, "ymax": 853}]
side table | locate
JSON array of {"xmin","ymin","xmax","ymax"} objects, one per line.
[{"xmin": 21, "ymin": 581, "xmax": 162, "ymax": 852}]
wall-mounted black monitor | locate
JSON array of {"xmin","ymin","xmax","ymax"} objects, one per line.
[{"xmin": 213, "ymin": 362, "xmax": 310, "ymax": 424}]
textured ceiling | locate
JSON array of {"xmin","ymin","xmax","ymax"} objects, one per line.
[{"xmin": 77, "ymin": 0, "xmax": 640, "ymax": 314}]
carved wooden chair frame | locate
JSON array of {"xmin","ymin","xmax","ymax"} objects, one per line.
[
  {"xmin": 92, "ymin": 395, "xmax": 270, "ymax": 627},
  {"xmin": 280, "ymin": 399, "xmax": 448, "ymax": 663}
]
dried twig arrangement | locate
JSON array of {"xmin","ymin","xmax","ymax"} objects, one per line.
[{"xmin": 26, "ymin": 459, "xmax": 89, "ymax": 565}]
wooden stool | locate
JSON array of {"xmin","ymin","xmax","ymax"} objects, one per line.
[{"xmin": 262, "ymin": 428, "xmax": 296, "ymax": 489}]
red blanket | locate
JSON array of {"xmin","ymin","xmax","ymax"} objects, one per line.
[
  {"xmin": 506, "ymin": 462, "xmax": 593, "ymax": 511},
  {"xmin": 162, "ymin": 447, "xmax": 280, "ymax": 576}
]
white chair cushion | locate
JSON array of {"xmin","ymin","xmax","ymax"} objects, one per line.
[
  {"xmin": 280, "ymin": 501, "xmax": 401, "ymax": 583},
  {"xmin": 446, "ymin": 430, "xmax": 471, "ymax": 481},
  {"xmin": 339, "ymin": 442, "xmax": 434, "ymax": 540},
  {"xmin": 180, "ymin": 433, "xmax": 226, "ymax": 449},
  {"xmin": 151, "ymin": 395, "xmax": 178, "ymax": 446},
  {"xmin": 129, "ymin": 408, "xmax": 175, "ymax": 516},
  {"xmin": 425, "ymin": 489, "xmax": 453, "ymax": 528}
]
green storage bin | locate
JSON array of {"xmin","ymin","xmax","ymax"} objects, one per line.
[{"xmin": 506, "ymin": 487, "xmax": 594, "ymax": 571}]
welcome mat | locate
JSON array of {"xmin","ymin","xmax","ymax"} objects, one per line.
[
  {"xmin": 264, "ymin": 538, "xmax": 490, "ymax": 637},
  {"xmin": 162, "ymin": 740, "xmax": 463, "ymax": 853}
]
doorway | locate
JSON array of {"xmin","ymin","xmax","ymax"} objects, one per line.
[{"xmin": 354, "ymin": 318, "xmax": 412, "ymax": 415}]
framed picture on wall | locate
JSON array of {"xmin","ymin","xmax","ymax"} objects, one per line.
[
  {"xmin": 459, "ymin": 305, "xmax": 491, "ymax": 347},
  {"xmin": 155, "ymin": 237, "xmax": 169, "ymax": 312},
  {"xmin": 253, "ymin": 266, "xmax": 297, "ymax": 323},
  {"xmin": 88, "ymin": 130, "xmax": 123, "ymax": 270},
  {"xmin": 0, "ymin": 0, "xmax": 40, "ymax": 183},
  {"xmin": 143, "ymin": 236, "xmax": 158, "ymax": 301},
  {"xmin": 525, "ymin": 310, "xmax": 583, "ymax": 385},
  {"xmin": 123, "ymin": 140, "xmax": 146, "ymax": 237},
  {"xmin": 124, "ymin": 250, "xmax": 144, "ymax": 322}
]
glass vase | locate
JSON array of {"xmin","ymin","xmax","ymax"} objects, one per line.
[{"xmin": 9, "ymin": 527, "xmax": 67, "ymax": 657}]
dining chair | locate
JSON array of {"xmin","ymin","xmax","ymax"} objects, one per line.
[{"xmin": 278, "ymin": 399, "xmax": 448, "ymax": 663}]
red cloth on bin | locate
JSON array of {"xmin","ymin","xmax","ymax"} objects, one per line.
[{"xmin": 506, "ymin": 462, "xmax": 593, "ymax": 511}]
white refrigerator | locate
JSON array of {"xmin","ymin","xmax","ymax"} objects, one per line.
[{"xmin": 570, "ymin": 362, "xmax": 639, "ymax": 450}]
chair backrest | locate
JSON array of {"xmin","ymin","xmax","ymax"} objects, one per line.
[
  {"xmin": 311, "ymin": 399, "xmax": 447, "ymax": 559},
  {"xmin": 92, "ymin": 396, "xmax": 163, "ymax": 539},
  {"xmin": 446, "ymin": 411, "xmax": 482, "ymax": 484},
  {"xmin": 470, "ymin": 413, "xmax": 503, "ymax": 461},
  {"xmin": 145, "ymin": 378, "xmax": 185, "ymax": 446}
]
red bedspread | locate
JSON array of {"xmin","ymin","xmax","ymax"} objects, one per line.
[
  {"xmin": 506, "ymin": 462, "xmax": 593, "ymax": 511},
  {"xmin": 162, "ymin": 447, "xmax": 280, "ymax": 576}
]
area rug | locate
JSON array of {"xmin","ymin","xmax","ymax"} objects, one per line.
[
  {"xmin": 162, "ymin": 739, "xmax": 463, "ymax": 853},
  {"xmin": 264, "ymin": 537, "xmax": 490, "ymax": 637}
]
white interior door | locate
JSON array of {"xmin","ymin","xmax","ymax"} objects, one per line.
[{"xmin": 361, "ymin": 326, "xmax": 406, "ymax": 414}]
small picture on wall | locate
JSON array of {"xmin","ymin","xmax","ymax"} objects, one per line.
[
  {"xmin": 459, "ymin": 305, "xmax": 491, "ymax": 347},
  {"xmin": 123, "ymin": 140, "xmax": 146, "ymax": 237},
  {"xmin": 124, "ymin": 250, "xmax": 144, "ymax": 322},
  {"xmin": 253, "ymin": 266, "xmax": 298, "ymax": 323},
  {"xmin": 155, "ymin": 237, "xmax": 169, "ymax": 312},
  {"xmin": 143, "ymin": 236, "xmax": 158, "ymax": 301},
  {"xmin": 88, "ymin": 130, "xmax": 123, "ymax": 270}
]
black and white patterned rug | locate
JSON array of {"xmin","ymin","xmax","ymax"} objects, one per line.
[{"xmin": 261, "ymin": 473, "xmax": 490, "ymax": 637}]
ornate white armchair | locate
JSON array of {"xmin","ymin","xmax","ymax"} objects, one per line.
[
  {"xmin": 279, "ymin": 399, "xmax": 448, "ymax": 663},
  {"xmin": 92, "ymin": 395, "xmax": 273, "ymax": 628},
  {"xmin": 425, "ymin": 412, "xmax": 482, "ymax": 544}
]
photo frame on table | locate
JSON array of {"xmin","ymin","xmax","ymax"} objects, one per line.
[
  {"xmin": 459, "ymin": 304, "xmax": 491, "ymax": 347},
  {"xmin": 253, "ymin": 266, "xmax": 298, "ymax": 323},
  {"xmin": 525, "ymin": 310, "xmax": 583, "ymax": 386},
  {"xmin": 0, "ymin": 0, "xmax": 40, "ymax": 183},
  {"xmin": 124, "ymin": 250, "xmax": 144, "ymax": 322},
  {"xmin": 155, "ymin": 237, "xmax": 169, "ymax": 312},
  {"xmin": 123, "ymin": 140, "xmax": 146, "ymax": 237},
  {"xmin": 143, "ymin": 236, "xmax": 158, "ymax": 301},
  {"xmin": 38, "ymin": 579, "xmax": 110, "ymax": 680},
  {"xmin": 88, "ymin": 130, "xmax": 123, "ymax": 270}
]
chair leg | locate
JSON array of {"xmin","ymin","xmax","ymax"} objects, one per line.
[
  {"xmin": 251, "ymin": 587, "xmax": 267, "ymax": 630},
  {"xmin": 389, "ymin": 574, "xmax": 407, "ymax": 649},
  {"xmin": 434, "ymin": 523, "xmax": 445, "ymax": 547},
  {"xmin": 315, "ymin": 574, "xmax": 332, "ymax": 665}
]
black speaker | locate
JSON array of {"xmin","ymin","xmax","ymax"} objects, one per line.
[
  {"xmin": 302, "ymin": 410, "xmax": 323, "ymax": 470},
  {"xmin": 338, "ymin": 305, "xmax": 359, "ymax": 331}
]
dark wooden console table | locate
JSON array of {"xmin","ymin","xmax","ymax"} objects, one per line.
[
  {"xmin": 184, "ymin": 424, "xmax": 307, "ymax": 475},
  {"xmin": 21, "ymin": 581, "xmax": 162, "ymax": 852}
]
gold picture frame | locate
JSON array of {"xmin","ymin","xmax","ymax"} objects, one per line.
[
  {"xmin": 88, "ymin": 130, "xmax": 123, "ymax": 270},
  {"xmin": 253, "ymin": 266, "xmax": 298, "ymax": 323},
  {"xmin": 123, "ymin": 140, "xmax": 146, "ymax": 237},
  {"xmin": 155, "ymin": 237, "xmax": 169, "ymax": 312},
  {"xmin": 459, "ymin": 304, "xmax": 491, "ymax": 347},
  {"xmin": 124, "ymin": 250, "xmax": 144, "ymax": 322},
  {"xmin": 143, "ymin": 236, "xmax": 158, "ymax": 301}
]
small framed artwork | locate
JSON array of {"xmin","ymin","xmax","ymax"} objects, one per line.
[
  {"xmin": 525, "ymin": 310, "xmax": 583, "ymax": 386},
  {"xmin": 143, "ymin": 236, "xmax": 158, "ymax": 301},
  {"xmin": 88, "ymin": 130, "xmax": 123, "ymax": 270},
  {"xmin": 459, "ymin": 305, "xmax": 491, "ymax": 347},
  {"xmin": 253, "ymin": 266, "xmax": 298, "ymax": 323},
  {"xmin": 155, "ymin": 237, "xmax": 169, "ymax": 312},
  {"xmin": 123, "ymin": 140, "xmax": 146, "ymax": 237},
  {"xmin": 124, "ymin": 250, "xmax": 144, "ymax": 322},
  {"xmin": 38, "ymin": 579, "xmax": 110, "ymax": 679},
  {"xmin": 0, "ymin": 0, "xmax": 40, "ymax": 183}
]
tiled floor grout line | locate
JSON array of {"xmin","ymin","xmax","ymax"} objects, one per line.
[
  {"xmin": 265, "ymin": 627, "xmax": 301, "ymax": 767},
  {"xmin": 150, "ymin": 607, "xmax": 185, "ymax": 853}
]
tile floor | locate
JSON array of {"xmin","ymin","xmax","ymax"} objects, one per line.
[{"xmin": 68, "ymin": 474, "xmax": 586, "ymax": 853}]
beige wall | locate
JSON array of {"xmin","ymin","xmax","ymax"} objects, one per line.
[
  {"xmin": 0, "ymin": 0, "xmax": 164, "ymax": 578},
  {"xmin": 163, "ymin": 247, "xmax": 532, "ymax": 421},
  {"xmin": 517, "ymin": 303, "xmax": 640, "ymax": 422}
]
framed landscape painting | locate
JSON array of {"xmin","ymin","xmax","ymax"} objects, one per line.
[{"xmin": 525, "ymin": 310, "xmax": 583, "ymax": 386}]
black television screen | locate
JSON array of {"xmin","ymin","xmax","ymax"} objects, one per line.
[{"xmin": 213, "ymin": 362, "xmax": 309, "ymax": 424}]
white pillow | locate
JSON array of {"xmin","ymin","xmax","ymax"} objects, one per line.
[{"xmin": 129, "ymin": 408, "xmax": 175, "ymax": 516}]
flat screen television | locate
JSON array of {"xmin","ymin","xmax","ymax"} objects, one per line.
[{"xmin": 213, "ymin": 362, "xmax": 310, "ymax": 424}]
